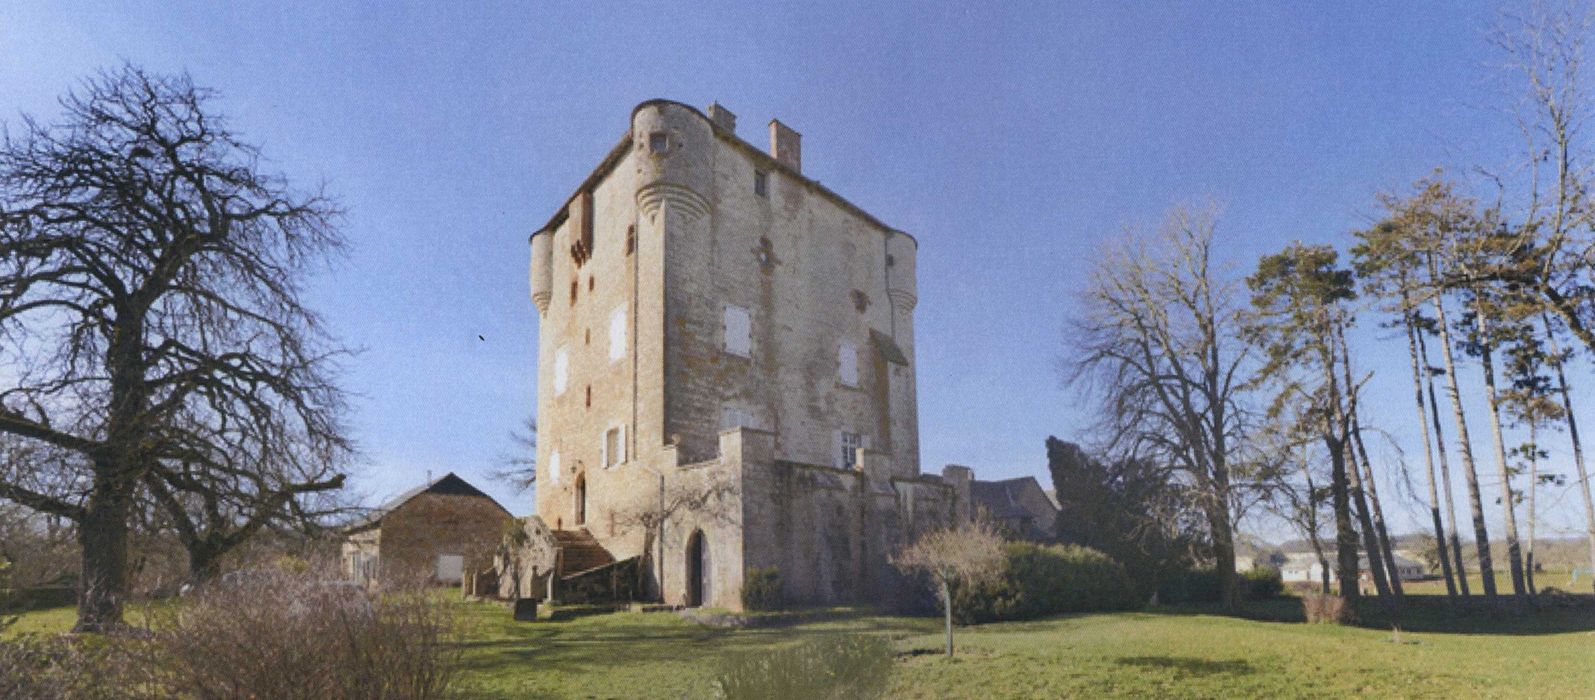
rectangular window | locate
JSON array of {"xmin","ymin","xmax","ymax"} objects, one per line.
[
  {"xmin": 838, "ymin": 341, "xmax": 859, "ymax": 387},
  {"xmin": 603, "ymin": 426, "xmax": 625, "ymax": 468},
  {"xmin": 754, "ymin": 171, "xmax": 768, "ymax": 197},
  {"xmin": 435, "ymin": 554, "xmax": 464, "ymax": 583},
  {"xmin": 840, "ymin": 431, "xmax": 864, "ymax": 470},
  {"xmin": 723, "ymin": 305, "xmax": 751, "ymax": 357},
  {"xmin": 609, "ymin": 306, "xmax": 627, "ymax": 362},
  {"xmin": 554, "ymin": 348, "xmax": 569, "ymax": 395},
  {"xmin": 649, "ymin": 131, "xmax": 669, "ymax": 153},
  {"xmin": 547, "ymin": 449, "xmax": 561, "ymax": 485}
]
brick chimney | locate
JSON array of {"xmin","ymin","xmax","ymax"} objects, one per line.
[
  {"xmin": 707, "ymin": 102, "xmax": 737, "ymax": 134},
  {"xmin": 769, "ymin": 119, "xmax": 801, "ymax": 173}
]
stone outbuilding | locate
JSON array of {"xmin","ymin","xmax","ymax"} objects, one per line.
[
  {"xmin": 342, "ymin": 472, "xmax": 514, "ymax": 588},
  {"xmin": 968, "ymin": 475, "xmax": 1059, "ymax": 540}
]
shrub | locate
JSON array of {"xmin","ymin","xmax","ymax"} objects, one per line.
[
  {"xmin": 955, "ymin": 542, "xmax": 1138, "ymax": 623},
  {"xmin": 1155, "ymin": 567, "xmax": 1222, "ymax": 605},
  {"xmin": 1241, "ymin": 567, "xmax": 1284, "ymax": 600},
  {"xmin": 712, "ymin": 634, "xmax": 891, "ymax": 700},
  {"xmin": 740, "ymin": 567, "xmax": 783, "ymax": 611},
  {"xmin": 1302, "ymin": 593, "xmax": 1352, "ymax": 624},
  {"xmin": 0, "ymin": 634, "xmax": 147, "ymax": 700},
  {"xmin": 141, "ymin": 569, "xmax": 461, "ymax": 699}
]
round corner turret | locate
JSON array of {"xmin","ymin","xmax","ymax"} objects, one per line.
[
  {"xmin": 632, "ymin": 101, "xmax": 713, "ymax": 221},
  {"xmin": 529, "ymin": 228, "xmax": 553, "ymax": 314}
]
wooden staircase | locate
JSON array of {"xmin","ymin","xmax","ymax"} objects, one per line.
[{"xmin": 553, "ymin": 529, "xmax": 615, "ymax": 577}]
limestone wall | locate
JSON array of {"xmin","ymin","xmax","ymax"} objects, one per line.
[{"xmin": 372, "ymin": 493, "xmax": 513, "ymax": 584}]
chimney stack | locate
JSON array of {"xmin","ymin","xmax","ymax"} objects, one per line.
[
  {"xmin": 707, "ymin": 102, "xmax": 737, "ymax": 134},
  {"xmin": 769, "ymin": 119, "xmax": 801, "ymax": 173}
]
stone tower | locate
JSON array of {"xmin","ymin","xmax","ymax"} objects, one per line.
[{"xmin": 525, "ymin": 100, "xmax": 948, "ymax": 609}]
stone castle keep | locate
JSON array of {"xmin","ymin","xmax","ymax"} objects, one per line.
[{"xmin": 503, "ymin": 100, "xmax": 1034, "ymax": 609}]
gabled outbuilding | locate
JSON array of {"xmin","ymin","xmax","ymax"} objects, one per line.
[{"xmin": 342, "ymin": 472, "xmax": 514, "ymax": 588}]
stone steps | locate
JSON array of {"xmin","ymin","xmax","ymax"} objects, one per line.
[{"xmin": 552, "ymin": 528, "xmax": 615, "ymax": 577}]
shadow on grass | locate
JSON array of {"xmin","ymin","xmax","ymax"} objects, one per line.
[
  {"xmin": 1157, "ymin": 593, "xmax": 1595, "ymax": 636},
  {"xmin": 1115, "ymin": 655, "xmax": 1255, "ymax": 678}
]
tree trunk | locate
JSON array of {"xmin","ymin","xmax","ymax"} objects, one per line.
[
  {"xmin": 1322, "ymin": 328, "xmax": 1381, "ymax": 605},
  {"xmin": 1430, "ymin": 279, "xmax": 1496, "ymax": 604},
  {"xmin": 1526, "ymin": 422, "xmax": 1539, "ymax": 598},
  {"xmin": 1419, "ymin": 322, "xmax": 1471, "ymax": 599},
  {"xmin": 75, "ymin": 471, "xmax": 133, "ymax": 632},
  {"xmin": 1300, "ymin": 459, "xmax": 1332, "ymax": 596},
  {"xmin": 1326, "ymin": 435, "xmax": 1361, "ymax": 601},
  {"xmin": 1351, "ymin": 421, "xmax": 1403, "ymax": 600},
  {"xmin": 1474, "ymin": 309, "xmax": 1528, "ymax": 609},
  {"xmin": 1546, "ymin": 321, "xmax": 1595, "ymax": 594},
  {"xmin": 1345, "ymin": 446, "xmax": 1394, "ymax": 604},
  {"xmin": 942, "ymin": 577, "xmax": 954, "ymax": 658},
  {"xmin": 1405, "ymin": 311, "xmax": 1458, "ymax": 602},
  {"xmin": 186, "ymin": 540, "xmax": 225, "ymax": 586},
  {"xmin": 1338, "ymin": 322, "xmax": 1401, "ymax": 603},
  {"xmin": 1206, "ymin": 488, "xmax": 1239, "ymax": 610}
]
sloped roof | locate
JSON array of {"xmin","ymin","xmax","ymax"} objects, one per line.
[
  {"xmin": 345, "ymin": 472, "xmax": 510, "ymax": 534},
  {"xmin": 969, "ymin": 477, "xmax": 1058, "ymax": 540}
]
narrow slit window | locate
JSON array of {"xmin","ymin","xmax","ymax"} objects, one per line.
[{"xmin": 754, "ymin": 171, "xmax": 768, "ymax": 197}]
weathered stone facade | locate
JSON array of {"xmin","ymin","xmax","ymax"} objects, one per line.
[
  {"xmin": 524, "ymin": 101, "xmax": 1028, "ymax": 610},
  {"xmin": 342, "ymin": 473, "xmax": 513, "ymax": 588}
]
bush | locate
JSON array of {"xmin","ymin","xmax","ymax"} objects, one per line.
[
  {"xmin": 740, "ymin": 567, "xmax": 782, "ymax": 611},
  {"xmin": 1156, "ymin": 567, "xmax": 1222, "ymax": 605},
  {"xmin": 954, "ymin": 542, "xmax": 1138, "ymax": 623},
  {"xmin": 1302, "ymin": 593, "xmax": 1352, "ymax": 624},
  {"xmin": 141, "ymin": 569, "xmax": 461, "ymax": 699},
  {"xmin": 1241, "ymin": 567, "xmax": 1283, "ymax": 600},
  {"xmin": 712, "ymin": 634, "xmax": 891, "ymax": 700},
  {"xmin": 0, "ymin": 634, "xmax": 146, "ymax": 700}
]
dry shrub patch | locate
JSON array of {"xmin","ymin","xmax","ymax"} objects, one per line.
[
  {"xmin": 1, "ymin": 569, "xmax": 462, "ymax": 699},
  {"xmin": 1301, "ymin": 593, "xmax": 1352, "ymax": 624},
  {"xmin": 144, "ymin": 571, "xmax": 461, "ymax": 699}
]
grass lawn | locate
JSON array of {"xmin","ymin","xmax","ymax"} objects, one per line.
[{"xmin": 10, "ymin": 595, "xmax": 1595, "ymax": 698}]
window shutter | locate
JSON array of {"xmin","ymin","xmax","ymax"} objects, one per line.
[
  {"xmin": 609, "ymin": 307, "xmax": 626, "ymax": 361},
  {"xmin": 554, "ymin": 348, "xmax": 569, "ymax": 395},
  {"xmin": 838, "ymin": 342, "xmax": 858, "ymax": 387},
  {"xmin": 724, "ymin": 306, "xmax": 751, "ymax": 357},
  {"xmin": 618, "ymin": 424, "xmax": 628, "ymax": 463},
  {"xmin": 832, "ymin": 430, "xmax": 844, "ymax": 470},
  {"xmin": 548, "ymin": 450, "xmax": 561, "ymax": 485},
  {"xmin": 599, "ymin": 434, "xmax": 608, "ymax": 469}
]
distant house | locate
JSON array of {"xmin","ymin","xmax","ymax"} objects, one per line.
[
  {"xmin": 1279, "ymin": 551, "xmax": 1429, "ymax": 586},
  {"xmin": 970, "ymin": 476, "xmax": 1058, "ymax": 540},
  {"xmin": 342, "ymin": 473, "xmax": 514, "ymax": 588}
]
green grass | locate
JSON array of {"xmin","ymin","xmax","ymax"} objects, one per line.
[{"xmin": 10, "ymin": 596, "xmax": 1595, "ymax": 698}]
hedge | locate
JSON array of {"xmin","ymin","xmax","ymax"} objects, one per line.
[{"xmin": 954, "ymin": 542, "xmax": 1139, "ymax": 623}]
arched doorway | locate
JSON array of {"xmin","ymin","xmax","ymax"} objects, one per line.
[
  {"xmin": 685, "ymin": 530, "xmax": 710, "ymax": 607},
  {"xmin": 574, "ymin": 474, "xmax": 587, "ymax": 526}
]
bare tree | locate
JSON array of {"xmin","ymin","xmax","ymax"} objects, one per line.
[
  {"xmin": 612, "ymin": 471, "xmax": 738, "ymax": 601},
  {"xmin": 1065, "ymin": 203, "xmax": 1254, "ymax": 610},
  {"xmin": 0, "ymin": 66, "xmax": 351, "ymax": 630},
  {"xmin": 892, "ymin": 518, "xmax": 1007, "ymax": 658},
  {"xmin": 491, "ymin": 415, "xmax": 537, "ymax": 493}
]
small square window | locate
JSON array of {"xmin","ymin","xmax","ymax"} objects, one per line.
[
  {"xmin": 754, "ymin": 171, "xmax": 768, "ymax": 197},
  {"xmin": 649, "ymin": 132, "xmax": 669, "ymax": 153}
]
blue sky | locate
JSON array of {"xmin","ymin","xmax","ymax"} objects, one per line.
[{"xmin": 4, "ymin": 1, "xmax": 1589, "ymax": 543}]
